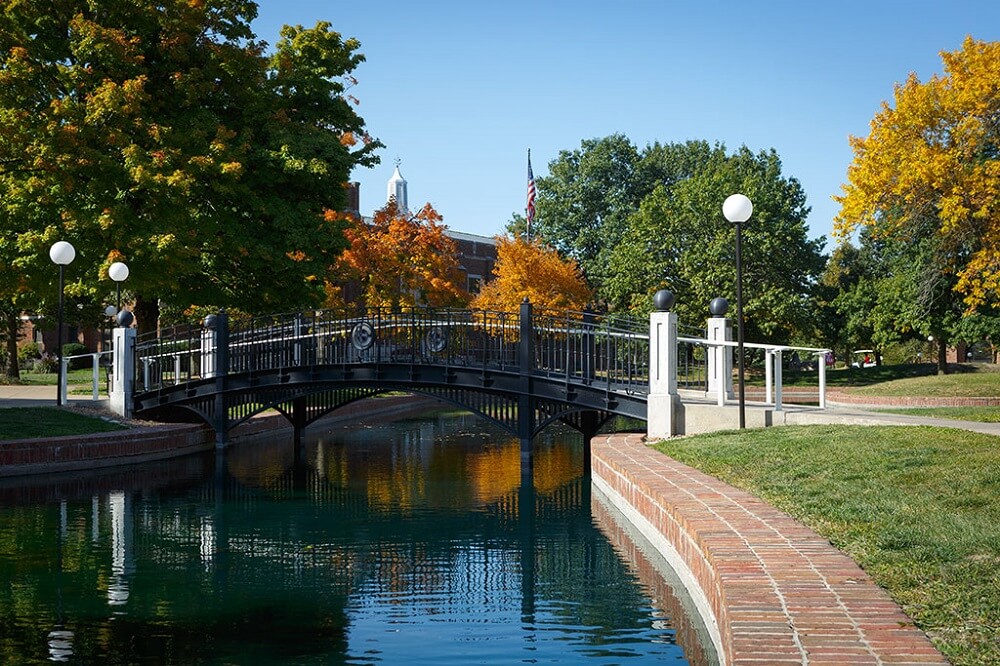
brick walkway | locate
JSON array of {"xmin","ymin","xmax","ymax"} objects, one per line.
[{"xmin": 592, "ymin": 433, "xmax": 948, "ymax": 665}]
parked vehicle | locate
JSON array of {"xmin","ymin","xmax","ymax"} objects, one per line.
[{"xmin": 851, "ymin": 349, "xmax": 877, "ymax": 368}]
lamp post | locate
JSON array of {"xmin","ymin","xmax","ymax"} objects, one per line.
[
  {"xmin": 108, "ymin": 261, "xmax": 129, "ymax": 312},
  {"xmin": 722, "ymin": 194, "xmax": 753, "ymax": 429},
  {"xmin": 49, "ymin": 241, "xmax": 76, "ymax": 407}
]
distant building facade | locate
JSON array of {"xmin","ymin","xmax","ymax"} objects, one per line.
[{"xmin": 350, "ymin": 164, "xmax": 498, "ymax": 295}]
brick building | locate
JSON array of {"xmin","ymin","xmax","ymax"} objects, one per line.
[{"xmin": 346, "ymin": 165, "xmax": 498, "ymax": 295}]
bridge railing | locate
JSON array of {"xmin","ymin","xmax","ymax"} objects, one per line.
[
  {"xmin": 132, "ymin": 305, "xmax": 661, "ymax": 402},
  {"xmin": 134, "ymin": 323, "xmax": 204, "ymax": 392},
  {"xmin": 531, "ymin": 308, "xmax": 650, "ymax": 396},
  {"xmin": 677, "ymin": 322, "xmax": 709, "ymax": 392},
  {"xmin": 221, "ymin": 308, "xmax": 525, "ymax": 373},
  {"xmin": 134, "ymin": 306, "xmax": 559, "ymax": 392}
]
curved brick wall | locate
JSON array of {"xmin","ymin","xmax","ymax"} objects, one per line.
[
  {"xmin": 826, "ymin": 390, "xmax": 1000, "ymax": 407},
  {"xmin": 591, "ymin": 433, "xmax": 947, "ymax": 666}
]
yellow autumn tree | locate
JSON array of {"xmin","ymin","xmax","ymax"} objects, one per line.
[
  {"xmin": 834, "ymin": 37, "xmax": 1000, "ymax": 310},
  {"xmin": 471, "ymin": 236, "xmax": 592, "ymax": 313},
  {"xmin": 325, "ymin": 202, "xmax": 470, "ymax": 309}
]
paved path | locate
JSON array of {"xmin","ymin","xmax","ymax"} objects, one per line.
[{"xmin": 0, "ymin": 384, "xmax": 105, "ymax": 409}]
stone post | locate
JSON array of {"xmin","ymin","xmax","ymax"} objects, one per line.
[
  {"xmin": 706, "ymin": 316, "xmax": 734, "ymax": 401},
  {"xmin": 706, "ymin": 297, "xmax": 733, "ymax": 407},
  {"xmin": 200, "ymin": 315, "xmax": 218, "ymax": 378},
  {"xmin": 109, "ymin": 314, "xmax": 136, "ymax": 419},
  {"xmin": 648, "ymin": 290, "xmax": 680, "ymax": 439}
]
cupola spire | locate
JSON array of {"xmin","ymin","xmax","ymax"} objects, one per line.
[{"xmin": 387, "ymin": 159, "xmax": 408, "ymax": 214}]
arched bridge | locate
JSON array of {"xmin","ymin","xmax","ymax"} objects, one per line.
[{"xmin": 127, "ymin": 301, "xmax": 651, "ymax": 448}]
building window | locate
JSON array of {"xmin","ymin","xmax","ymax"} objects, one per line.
[{"xmin": 467, "ymin": 275, "xmax": 483, "ymax": 294}]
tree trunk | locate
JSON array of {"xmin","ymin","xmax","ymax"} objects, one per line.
[
  {"xmin": 937, "ymin": 339, "xmax": 949, "ymax": 375},
  {"xmin": 3, "ymin": 310, "xmax": 20, "ymax": 380},
  {"xmin": 132, "ymin": 294, "xmax": 160, "ymax": 336}
]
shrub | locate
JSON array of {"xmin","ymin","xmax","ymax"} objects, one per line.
[
  {"xmin": 61, "ymin": 343, "xmax": 91, "ymax": 369},
  {"xmin": 17, "ymin": 343, "xmax": 42, "ymax": 370},
  {"xmin": 32, "ymin": 354, "xmax": 59, "ymax": 373}
]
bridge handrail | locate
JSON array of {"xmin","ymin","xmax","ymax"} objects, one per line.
[
  {"xmin": 132, "ymin": 306, "xmax": 655, "ymax": 401},
  {"xmin": 530, "ymin": 308, "xmax": 649, "ymax": 395},
  {"xmin": 130, "ymin": 305, "xmax": 832, "ymax": 414}
]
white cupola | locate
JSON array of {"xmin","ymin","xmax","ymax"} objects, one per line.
[{"xmin": 386, "ymin": 162, "xmax": 408, "ymax": 214}]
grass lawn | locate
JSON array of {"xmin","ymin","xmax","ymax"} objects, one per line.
[
  {"xmin": 0, "ymin": 368, "xmax": 101, "ymax": 387},
  {"xmin": 652, "ymin": 425, "xmax": 1000, "ymax": 666},
  {"xmin": 0, "ymin": 407, "xmax": 126, "ymax": 440}
]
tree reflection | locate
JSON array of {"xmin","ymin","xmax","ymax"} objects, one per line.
[{"xmin": 0, "ymin": 413, "xmax": 705, "ymax": 663}]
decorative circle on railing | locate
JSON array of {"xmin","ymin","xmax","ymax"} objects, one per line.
[
  {"xmin": 350, "ymin": 321, "xmax": 375, "ymax": 351},
  {"xmin": 425, "ymin": 326, "xmax": 448, "ymax": 353}
]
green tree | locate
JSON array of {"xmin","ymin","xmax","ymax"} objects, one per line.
[
  {"xmin": 0, "ymin": 1, "xmax": 379, "ymax": 346},
  {"xmin": 818, "ymin": 242, "xmax": 873, "ymax": 365},
  {"xmin": 867, "ymin": 232, "xmax": 966, "ymax": 373},
  {"xmin": 530, "ymin": 134, "xmax": 642, "ymax": 286},
  {"xmin": 827, "ymin": 229, "xmax": 969, "ymax": 374},
  {"xmin": 953, "ymin": 309, "xmax": 1000, "ymax": 363},
  {"xmin": 604, "ymin": 145, "xmax": 824, "ymax": 343}
]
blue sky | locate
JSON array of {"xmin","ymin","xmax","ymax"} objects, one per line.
[{"xmin": 253, "ymin": 1, "xmax": 999, "ymax": 250}]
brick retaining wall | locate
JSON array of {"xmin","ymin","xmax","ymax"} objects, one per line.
[
  {"xmin": 591, "ymin": 433, "xmax": 947, "ymax": 665},
  {"xmin": 826, "ymin": 390, "xmax": 1000, "ymax": 407},
  {"xmin": 0, "ymin": 395, "xmax": 438, "ymax": 478}
]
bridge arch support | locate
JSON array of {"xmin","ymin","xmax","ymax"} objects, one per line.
[{"xmin": 125, "ymin": 303, "xmax": 653, "ymax": 450}]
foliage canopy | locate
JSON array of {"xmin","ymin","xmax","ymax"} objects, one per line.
[
  {"xmin": 0, "ymin": 0, "xmax": 380, "ymax": 332},
  {"xmin": 529, "ymin": 136, "xmax": 824, "ymax": 341},
  {"xmin": 471, "ymin": 236, "xmax": 592, "ymax": 314},
  {"xmin": 835, "ymin": 37, "xmax": 1000, "ymax": 312},
  {"xmin": 325, "ymin": 203, "xmax": 469, "ymax": 310}
]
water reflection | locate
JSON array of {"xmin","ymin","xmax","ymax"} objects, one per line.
[
  {"xmin": 0, "ymin": 411, "xmax": 712, "ymax": 664},
  {"xmin": 48, "ymin": 500, "xmax": 74, "ymax": 663}
]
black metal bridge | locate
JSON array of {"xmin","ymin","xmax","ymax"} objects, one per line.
[{"xmin": 131, "ymin": 301, "xmax": 654, "ymax": 451}]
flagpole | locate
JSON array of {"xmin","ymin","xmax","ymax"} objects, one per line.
[{"xmin": 526, "ymin": 149, "xmax": 535, "ymax": 241}]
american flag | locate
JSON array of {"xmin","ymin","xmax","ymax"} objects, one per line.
[{"xmin": 526, "ymin": 150, "xmax": 536, "ymax": 235}]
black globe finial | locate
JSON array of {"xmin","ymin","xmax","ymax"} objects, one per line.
[
  {"xmin": 709, "ymin": 297, "xmax": 729, "ymax": 316},
  {"xmin": 203, "ymin": 314, "xmax": 218, "ymax": 331},
  {"xmin": 653, "ymin": 289, "xmax": 675, "ymax": 312},
  {"xmin": 116, "ymin": 309, "xmax": 135, "ymax": 328}
]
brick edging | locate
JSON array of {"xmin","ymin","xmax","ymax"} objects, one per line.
[
  {"xmin": 826, "ymin": 390, "xmax": 1000, "ymax": 407},
  {"xmin": 591, "ymin": 433, "xmax": 948, "ymax": 665},
  {"xmin": 0, "ymin": 395, "xmax": 435, "ymax": 477}
]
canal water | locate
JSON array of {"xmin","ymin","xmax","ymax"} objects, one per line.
[{"xmin": 0, "ymin": 410, "xmax": 717, "ymax": 664}]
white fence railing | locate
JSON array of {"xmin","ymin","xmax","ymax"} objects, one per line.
[
  {"xmin": 678, "ymin": 336, "xmax": 831, "ymax": 410},
  {"xmin": 60, "ymin": 351, "xmax": 113, "ymax": 403}
]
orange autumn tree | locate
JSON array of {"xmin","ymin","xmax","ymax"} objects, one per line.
[
  {"xmin": 325, "ymin": 202, "xmax": 470, "ymax": 309},
  {"xmin": 471, "ymin": 236, "xmax": 592, "ymax": 313}
]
